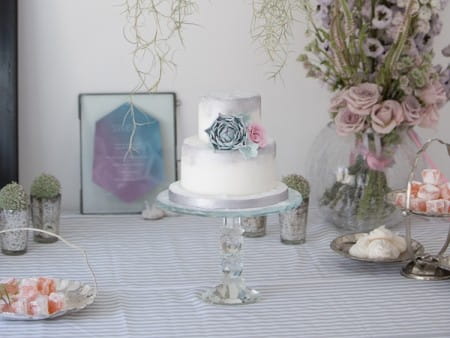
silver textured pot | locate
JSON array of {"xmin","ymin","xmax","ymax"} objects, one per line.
[
  {"xmin": 279, "ymin": 200, "xmax": 309, "ymax": 244},
  {"xmin": 1, "ymin": 209, "xmax": 28, "ymax": 255},
  {"xmin": 31, "ymin": 194, "xmax": 61, "ymax": 243},
  {"xmin": 242, "ymin": 216, "xmax": 267, "ymax": 237}
]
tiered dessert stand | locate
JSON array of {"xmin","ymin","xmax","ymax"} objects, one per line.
[
  {"xmin": 387, "ymin": 138, "xmax": 450, "ymax": 280},
  {"xmin": 156, "ymin": 187, "xmax": 302, "ymax": 305}
]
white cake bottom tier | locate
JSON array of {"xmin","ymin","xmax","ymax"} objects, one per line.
[{"xmin": 180, "ymin": 136, "xmax": 278, "ymax": 196}]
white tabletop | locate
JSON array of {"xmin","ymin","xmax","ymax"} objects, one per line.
[{"xmin": 1, "ymin": 211, "xmax": 450, "ymax": 337}]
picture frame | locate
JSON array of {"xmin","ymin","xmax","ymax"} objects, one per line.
[
  {"xmin": 79, "ymin": 93, "xmax": 177, "ymax": 214},
  {"xmin": 0, "ymin": 0, "xmax": 18, "ymax": 187}
]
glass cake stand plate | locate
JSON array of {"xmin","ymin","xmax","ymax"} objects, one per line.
[
  {"xmin": 330, "ymin": 233, "xmax": 424, "ymax": 263},
  {"xmin": 156, "ymin": 187, "xmax": 302, "ymax": 305}
]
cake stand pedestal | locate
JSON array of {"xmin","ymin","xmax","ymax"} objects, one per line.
[{"xmin": 156, "ymin": 188, "xmax": 302, "ymax": 305}]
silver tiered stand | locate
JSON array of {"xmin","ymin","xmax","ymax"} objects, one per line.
[
  {"xmin": 387, "ymin": 138, "xmax": 450, "ymax": 280},
  {"xmin": 156, "ymin": 188, "xmax": 302, "ymax": 305}
]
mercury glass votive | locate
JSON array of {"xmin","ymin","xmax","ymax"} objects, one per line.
[
  {"xmin": 31, "ymin": 194, "xmax": 61, "ymax": 243},
  {"xmin": 1, "ymin": 209, "xmax": 28, "ymax": 255},
  {"xmin": 279, "ymin": 201, "xmax": 309, "ymax": 244},
  {"xmin": 242, "ymin": 216, "xmax": 267, "ymax": 237}
]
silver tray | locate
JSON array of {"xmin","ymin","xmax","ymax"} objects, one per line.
[
  {"xmin": 0, "ymin": 278, "xmax": 96, "ymax": 320},
  {"xmin": 331, "ymin": 233, "xmax": 424, "ymax": 263}
]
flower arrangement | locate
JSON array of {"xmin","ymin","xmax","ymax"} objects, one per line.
[
  {"xmin": 295, "ymin": 0, "xmax": 450, "ymax": 224},
  {"xmin": 31, "ymin": 174, "xmax": 61, "ymax": 200},
  {"xmin": 0, "ymin": 182, "xmax": 29, "ymax": 211},
  {"xmin": 205, "ymin": 113, "xmax": 267, "ymax": 159}
]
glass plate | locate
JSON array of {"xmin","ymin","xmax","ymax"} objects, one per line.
[{"xmin": 0, "ymin": 277, "xmax": 96, "ymax": 320}]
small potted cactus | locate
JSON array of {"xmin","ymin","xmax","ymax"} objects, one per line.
[
  {"xmin": 30, "ymin": 174, "xmax": 61, "ymax": 243},
  {"xmin": 280, "ymin": 174, "xmax": 310, "ymax": 244},
  {"xmin": 0, "ymin": 182, "xmax": 29, "ymax": 255}
]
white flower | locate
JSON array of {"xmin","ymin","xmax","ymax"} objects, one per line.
[
  {"xmin": 397, "ymin": 0, "xmax": 408, "ymax": 8},
  {"xmin": 419, "ymin": 0, "xmax": 430, "ymax": 4},
  {"xmin": 363, "ymin": 38, "xmax": 385, "ymax": 58},
  {"xmin": 416, "ymin": 19, "xmax": 431, "ymax": 33},
  {"xmin": 430, "ymin": 0, "xmax": 442, "ymax": 9},
  {"xmin": 372, "ymin": 5, "xmax": 393, "ymax": 29},
  {"xmin": 418, "ymin": 6, "xmax": 432, "ymax": 20}
]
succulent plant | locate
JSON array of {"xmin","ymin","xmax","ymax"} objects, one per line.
[
  {"xmin": 30, "ymin": 174, "xmax": 61, "ymax": 199},
  {"xmin": 282, "ymin": 174, "xmax": 310, "ymax": 200},
  {"xmin": 0, "ymin": 182, "xmax": 29, "ymax": 211}
]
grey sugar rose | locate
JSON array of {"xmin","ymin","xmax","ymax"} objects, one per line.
[{"xmin": 205, "ymin": 114, "xmax": 248, "ymax": 150}]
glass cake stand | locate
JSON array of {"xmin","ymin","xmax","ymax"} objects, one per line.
[
  {"xmin": 386, "ymin": 138, "xmax": 450, "ymax": 281},
  {"xmin": 156, "ymin": 188, "xmax": 302, "ymax": 305}
]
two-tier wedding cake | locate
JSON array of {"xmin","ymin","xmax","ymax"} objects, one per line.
[{"xmin": 168, "ymin": 92, "xmax": 288, "ymax": 208}]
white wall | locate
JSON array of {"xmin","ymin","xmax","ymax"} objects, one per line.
[{"xmin": 18, "ymin": 0, "xmax": 450, "ymax": 212}]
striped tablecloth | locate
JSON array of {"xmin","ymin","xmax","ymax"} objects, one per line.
[{"xmin": 1, "ymin": 211, "xmax": 450, "ymax": 337}]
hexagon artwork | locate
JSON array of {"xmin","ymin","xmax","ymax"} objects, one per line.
[{"xmin": 92, "ymin": 102, "xmax": 165, "ymax": 202}]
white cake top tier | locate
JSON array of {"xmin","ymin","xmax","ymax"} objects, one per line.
[{"xmin": 198, "ymin": 92, "xmax": 262, "ymax": 143}]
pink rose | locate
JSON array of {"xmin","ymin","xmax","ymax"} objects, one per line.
[
  {"xmin": 334, "ymin": 107, "xmax": 366, "ymax": 136},
  {"xmin": 416, "ymin": 80, "xmax": 447, "ymax": 109},
  {"xmin": 247, "ymin": 123, "xmax": 267, "ymax": 147},
  {"xmin": 342, "ymin": 83, "xmax": 382, "ymax": 115},
  {"xmin": 370, "ymin": 100, "xmax": 404, "ymax": 134},
  {"xmin": 329, "ymin": 90, "xmax": 347, "ymax": 113},
  {"xmin": 401, "ymin": 95, "xmax": 423, "ymax": 126},
  {"xmin": 419, "ymin": 105, "xmax": 439, "ymax": 128}
]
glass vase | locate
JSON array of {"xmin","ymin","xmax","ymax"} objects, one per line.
[
  {"xmin": 31, "ymin": 194, "xmax": 61, "ymax": 243},
  {"xmin": 307, "ymin": 123, "xmax": 419, "ymax": 232},
  {"xmin": 1, "ymin": 209, "xmax": 28, "ymax": 255}
]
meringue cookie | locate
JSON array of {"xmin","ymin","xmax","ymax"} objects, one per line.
[{"xmin": 367, "ymin": 239, "xmax": 401, "ymax": 260}]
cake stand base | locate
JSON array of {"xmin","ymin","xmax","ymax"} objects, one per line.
[
  {"xmin": 201, "ymin": 281, "xmax": 259, "ymax": 305},
  {"xmin": 401, "ymin": 255, "xmax": 450, "ymax": 281}
]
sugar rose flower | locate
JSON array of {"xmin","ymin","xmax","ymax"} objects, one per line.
[
  {"xmin": 205, "ymin": 114, "xmax": 247, "ymax": 150},
  {"xmin": 343, "ymin": 83, "xmax": 382, "ymax": 115},
  {"xmin": 419, "ymin": 105, "xmax": 439, "ymax": 128},
  {"xmin": 370, "ymin": 100, "xmax": 404, "ymax": 134},
  {"xmin": 416, "ymin": 80, "xmax": 447, "ymax": 108},
  {"xmin": 334, "ymin": 107, "xmax": 366, "ymax": 136},
  {"xmin": 401, "ymin": 95, "xmax": 423, "ymax": 126},
  {"xmin": 247, "ymin": 123, "xmax": 267, "ymax": 148}
]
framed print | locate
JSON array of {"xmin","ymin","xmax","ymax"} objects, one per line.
[{"xmin": 79, "ymin": 93, "xmax": 177, "ymax": 214}]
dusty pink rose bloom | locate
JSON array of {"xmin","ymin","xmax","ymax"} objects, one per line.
[
  {"xmin": 342, "ymin": 83, "xmax": 381, "ymax": 115},
  {"xmin": 247, "ymin": 123, "xmax": 267, "ymax": 147},
  {"xmin": 334, "ymin": 107, "xmax": 366, "ymax": 136},
  {"xmin": 370, "ymin": 100, "xmax": 404, "ymax": 134},
  {"xmin": 416, "ymin": 80, "xmax": 447, "ymax": 109},
  {"xmin": 329, "ymin": 90, "xmax": 347, "ymax": 113},
  {"xmin": 419, "ymin": 105, "xmax": 439, "ymax": 128},
  {"xmin": 401, "ymin": 95, "xmax": 423, "ymax": 126}
]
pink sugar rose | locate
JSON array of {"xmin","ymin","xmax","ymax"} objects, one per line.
[
  {"xmin": 416, "ymin": 80, "xmax": 447, "ymax": 109},
  {"xmin": 370, "ymin": 100, "xmax": 404, "ymax": 134},
  {"xmin": 342, "ymin": 83, "xmax": 382, "ymax": 115},
  {"xmin": 334, "ymin": 107, "xmax": 366, "ymax": 136},
  {"xmin": 419, "ymin": 105, "xmax": 439, "ymax": 128},
  {"xmin": 247, "ymin": 123, "xmax": 267, "ymax": 147},
  {"xmin": 401, "ymin": 95, "xmax": 423, "ymax": 126}
]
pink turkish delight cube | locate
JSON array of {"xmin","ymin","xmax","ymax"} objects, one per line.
[
  {"xmin": 440, "ymin": 182, "xmax": 450, "ymax": 200},
  {"xmin": 28, "ymin": 295, "xmax": 49, "ymax": 316},
  {"xmin": 410, "ymin": 181, "xmax": 422, "ymax": 197},
  {"xmin": 422, "ymin": 169, "xmax": 442, "ymax": 185},
  {"xmin": 445, "ymin": 200, "xmax": 450, "ymax": 214},
  {"xmin": 411, "ymin": 198, "xmax": 427, "ymax": 212},
  {"xmin": 11, "ymin": 298, "xmax": 28, "ymax": 315},
  {"xmin": 395, "ymin": 192, "xmax": 406, "ymax": 208},
  {"xmin": 418, "ymin": 184, "xmax": 441, "ymax": 200},
  {"xmin": 48, "ymin": 292, "xmax": 65, "ymax": 314},
  {"xmin": 426, "ymin": 199, "xmax": 446, "ymax": 214}
]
